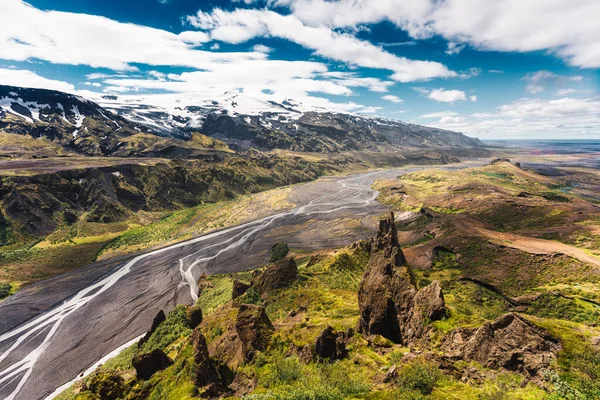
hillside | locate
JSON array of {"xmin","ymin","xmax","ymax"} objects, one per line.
[
  {"xmin": 56, "ymin": 162, "xmax": 600, "ymax": 400},
  {"xmin": 1, "ymin": 85, "xmax": 482, "ymax": 156}
]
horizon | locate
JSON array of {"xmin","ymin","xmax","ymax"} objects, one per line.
[{"xmin": 0, "ymin": 0, "xmax": 599, "ymax": 140}]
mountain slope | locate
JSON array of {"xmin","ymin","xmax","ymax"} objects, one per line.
[{"xmin": 1, "ymin": 85, "xmax": 483, "ymax": 157}]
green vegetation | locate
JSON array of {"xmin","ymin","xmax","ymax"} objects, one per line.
[
  {"xmin": 394, "ymin": 359, "xmax": 443, "ymax": 396},
  {"xmin": 269, "ymin": 242, "xmax": 290, "ymax": 262},
  {"xmin": 140, "ymin": 305, "xmax": 192, "ymax": 353},
  {"xmin": 0, "ymin": 282, "xmax": 11, "ymax": 299}
]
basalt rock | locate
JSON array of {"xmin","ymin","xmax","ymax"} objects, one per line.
[
  {"xmin": 442, "ymin": 313, "xmax": 561, "ymax": 378},
  {"xmin": 132, "ymin": 349, "xmax": 172, "ymax": 380},
  {"xmin": 252, "ymin": 258, "xmax": 298, "ymax": 294},
  {"xmin": 186, "ymin": 305, "xmax": 203, "ymax": 329},
  {"xmin": 357, "ymin": 212, "xmax": 446, "ymax": 344},
  {"xmin": 235, "ymin": 304, "xmax": 274, "ymax": 361},
  {"xmin": 191, "ymin": 327, "xmax": 224, "ymax": 391},
  {"xmin": 314, "ymin": 326, "xmax": 348, "ymax": 361},
  {"xmin": 232, "ymin": 279, "xmax": 250, "ymax": 299},
  {"xmin": 139, "ymin": 310, "xmax": 166, "ymax": 346}
]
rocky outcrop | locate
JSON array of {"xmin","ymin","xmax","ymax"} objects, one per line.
[
  {"xmin": 235, "ymin": 304, "xmax": 274, "ymax": 361},
  {"xmin": 232, "ymin": 279, "xmax": 250, "ymax": 299},
  {"xmin": 314, "ymin": 326, "xmax": 348, "ymax": 361},
  {"xmin": 252, "ymin": 258, "xmax": 298, "ymax": 294},
  {"xmin": 357, "ymin": 212, "xmax": 446, "ymax": 344},
  {"xmin": 190, "ymin": 327, "xmax": 224, "ymax": 393},
  {"xmin": 186, "ymin": 305, "xmax": 203, "ymax": 329},
  {"xmin": 132, "ymin": 349, "xmax": 172, "ymax": 380},
  {"xmin": 139, "ymin": 310, "xmax": 166, "ymax": 346},
  {"xmin": 442, "ymin": 313, "xmax": 561, "ymax": 378}
]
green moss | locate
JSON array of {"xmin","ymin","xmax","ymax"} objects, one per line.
[
  {"xmin": 269, "ymin": 242, "xmax": 290, "ymax": 262},
  {"xmin": 140, "ymin": 305, "xmax": 192, "ymax": 353}
]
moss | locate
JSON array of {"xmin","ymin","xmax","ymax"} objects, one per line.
[
  {"xmin": 269, "ymin": 242, "xmax": 290, "ymax": 263},
  {"xmin": 140, "ymin": 305, "xmax": 192, "ymax": 353}
]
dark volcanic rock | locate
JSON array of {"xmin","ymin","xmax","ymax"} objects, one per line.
[
  {"xmin": 252, "ymin": 258, "xmax": 298, "ymax": 294},
  {"xmin": 442, "ymin": 313, "xmax": 561, "ymax": 378},
  {"xmin": 139, "ymin": 310, "xmax": 166, "ymax": 346},
  {"xmin": 133, "ymin": 349, "xmax": 172, "ymax": 380},
  {"xmin": 235, "ymin": 304, "xmax": 274, "ymax": 361},
  {"xmin": 190, "ymin": 327, "xmax": 223, "ymax": 390},
  {"xmin": 314, "ymin": 326, "xmax": 348, "ymax": 361},
  {"xmin": 357, "ymin": 212, "xmax": 446, "ymax": 344},
  {"xmin": 186, "ymin": 305, "xmax": 203, "ymax": 329},
  {"xmin": 232, "ymin": 279, "xmax": 250, "ymax": 299}
]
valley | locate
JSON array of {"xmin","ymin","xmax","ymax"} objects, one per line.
[{"xmin": 46, "ymin": 155, "xmax": 600, "ymax": 400}]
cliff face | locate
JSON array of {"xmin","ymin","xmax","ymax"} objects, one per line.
[{"xmin": 357, "ymin": 212, "xmax": 447, "ymax": 344}]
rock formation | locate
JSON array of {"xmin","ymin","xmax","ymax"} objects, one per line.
[
  {"xmin": 139, "ymin": 310, "xmax": 166, "ymax": 346},
  {"xmin": 235, "ymin": 304, "xmax": 274, "ymax": 361},
  {"xmin": 442, "ymin": 313, "xmax": 561, "ymax": 378},
  {"xmin": 132, "ymin": 349, "xmax": 172, "ymax": 380},
  {"xmin": 314, "ymin": 326, "xmax": 348, "ymax": 361},
  {"xmin": 190, "ymin": 327, "xmax": 223, "ymax": 392},
  {"xmin": 357, "ymin": 212, "xmax": 446, "ymax": 344},
  {"xmin": 252, "ymin": 258, "xmax": 298, "ymax": 294},
  {"xmin": 186, "ymin": 305, "xmax": 203, "ymax": 329},
  {"xmin": 232, "ymin": 279, "xmax": 250, "ymax": 299}
]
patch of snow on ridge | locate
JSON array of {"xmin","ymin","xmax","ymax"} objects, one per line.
[{"xmin": 71, "ymin": 105, "xmax": 84, "ymax": 127}]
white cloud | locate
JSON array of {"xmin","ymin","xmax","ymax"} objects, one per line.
[
  {"xmin": 358, "ymin": 106, "xmax": 382, "ymax": 113},
  {"xmin": 469, "ymin": 95, "xmax": 477, "ymax": 102},
  {"xmin": 420, "ymin": 111, "xmax": 458, "ymax": 118},
  {"xmin": 489, "ymin": 70, "xmax": 504, "ymax": 74},
  {"xmin": 445, "ymin": 42, "xmax": 465, "ymax": 55},
  {"xmin": 421, "ymin": 97, "xmax": 600, "ymax": 139},
  {"xmin": 210, "ymin": 43, "xmax": 220, "ymax": 50},
  {"xmin": 555, "ymin": 88, "xmax": 578, "ymax": 96},
  {"xmin": 523, "ymin": 70, "xmax": 584, "ymax": 94},
  {"xmin": 82, "ymin": 81, "xmax": 102, "ymax": 87},
  {"xmin": 0, "ymin": 0, "xmax": 259, "ymax": 71},
  {"xmin": 427, "ymin": 88, "xmax": 467, "ymax": 103},
  {"xmin": 382, "ymin": 94, "xmax": 403, "ymax": 103},
  {"xmin": 252, "ymin": 44, "xmax": 272, "ymax": 53},
  {"xmin": 0, "ymin": 68, "xmax": 75, "ymax": 92},
  {"xmin": 273, "ymin": 0, "xmax": 600, "ymax": 68},
  {"xmin": 187, "ymin": 8, "xmax": 457, "ymax": 82}
]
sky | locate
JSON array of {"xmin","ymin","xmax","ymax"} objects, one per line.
[{"xmin": 0, "ymin": 0, "xmax": 599, "ymax": 139}]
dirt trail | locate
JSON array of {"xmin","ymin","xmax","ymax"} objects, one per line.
[{"xmin": 454, "ymin": 214, "xmax": 600, "ymax": 269}]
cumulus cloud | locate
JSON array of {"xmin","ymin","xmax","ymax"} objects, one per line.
[
  {"xmin": 427, "ymin": 88, "xmax": 467, "ymax": 102},
  {"xmin": 523, "ymin": 70, "xmax": 584, "ymax": 94},
  {"xmin": 0, "ymin": 0, "xmax": 258, "ymax": 71},
  {"xmin": 252, "ymin": 44, "xmax": 273, "ymax": 53},
  {"xmin": 420, "ymin": 97, "xmax": 600, "ymax": 138},
  {"xmin": 186, "ymin": 8, "xmax": 457, "ymax": 82},
  {"xmin": 0, "ymin": 68, "xmax": 75, "ymax": 92},
  {"xmin": 272, "ymin": 0, "xmax": 600, "ymax": 68},
  {"xmin": 381, "ymin": 95, "xmax": 403, "ymax": 103}
]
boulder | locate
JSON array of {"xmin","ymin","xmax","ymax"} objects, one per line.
[
  {"xmin": 442, "ymin": 313, "xmax": 561, "ymax": 378},
  {"xmin": 139, "ymin": 310, "xmax": 166, "ymax": 346},
  {"xmin": 235, "ymin": 304, "xmax": 274, "ymax": 361},
  {"xmin": 133, "ymin": 349, "xmax": 172, "ymax": 380},
  {"xmin": 186, "ymin": 304, "xmax": 203, "ymax": 329},
  {"xmin": 314, "ymin": 326, "xmax": 348, "ymax": 361},
  {"xmin": 357, "ymin": 212, "xmax": 446, "ymax": 345},
  {"xmin": 232, "ymin": 279, "xmax": 250, "ymax": 299},
  {"xmin": 252, "ymin": 258, "xmax": 298, "ymax": 294}
]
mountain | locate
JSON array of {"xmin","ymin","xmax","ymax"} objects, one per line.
[{"xmin": 1, "ymin": 85, "xmax": 482, "ymax": 157}]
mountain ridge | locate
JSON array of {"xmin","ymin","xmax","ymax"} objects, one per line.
[{"xmin": 0, "ymin": 85, "xmax": 483, "ymax": 157}]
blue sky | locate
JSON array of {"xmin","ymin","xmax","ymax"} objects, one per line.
[{"xmin": 0, "ymin": 0, "xmax": 599, "ymax": 139}]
